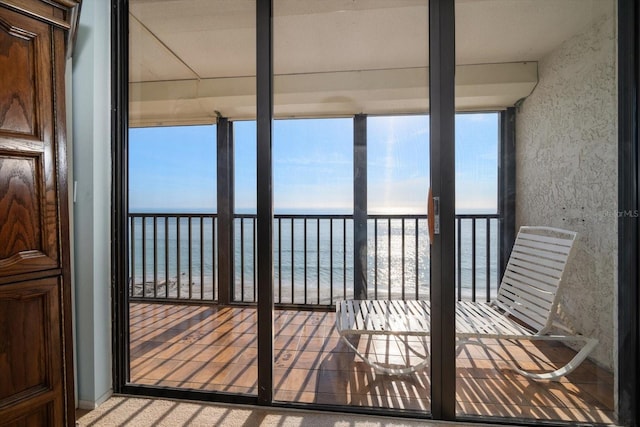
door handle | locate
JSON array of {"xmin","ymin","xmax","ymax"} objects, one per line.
[{"xmin": 428, "ymin": 188, "xmax": 440, "ymax": 243}]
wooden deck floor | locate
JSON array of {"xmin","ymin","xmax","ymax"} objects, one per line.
[{"xmin": 129, "ymin": 302, "xmax": 615, "ymax": 424}]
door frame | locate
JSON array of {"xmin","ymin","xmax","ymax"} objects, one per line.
[
  {"xmin": 427, "ymin": 0, "xmax": 456, "ymax": 419},
  {"xmin": 617, "ymin": 0, "xmax": 640, "ymax": 425}
]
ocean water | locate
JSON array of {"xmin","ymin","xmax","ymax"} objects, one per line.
[{"xmin": 129, "ymin": 213, "xmax": 499, "ymax": 304}]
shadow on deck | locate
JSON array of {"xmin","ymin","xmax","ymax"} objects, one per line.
[{"xmin": 129, "ymin": 302, "xmax": 614, "ymax": 423}]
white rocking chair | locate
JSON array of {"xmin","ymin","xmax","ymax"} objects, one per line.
[{"xmin": 336, "ymin": 226, "xmax": 598, "ymax": 380}]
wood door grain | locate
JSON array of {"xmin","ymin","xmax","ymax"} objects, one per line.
[
  {"xmin": 0, "ymin": 6, "xmax": 59, "ymax": 279},
  {"xmin": 0, "ymin": 277, "xmax": 64, "ymax": 426},
  {"xmin": 0, "ymin": 0, "xmax": 78, "ymax": 425}
]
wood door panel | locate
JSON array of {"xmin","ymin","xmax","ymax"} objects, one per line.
[
  {"xmin": 0, "ymin": 17, "xmax": 37, "ymax": 136},
  {"xmin": 0, "ymin": 5, "xmax": 58, "ymax": 278},
  {"xmin": 0, "ymin": 155, "xmax": 41, "ymax": 257},
  {"xmin": 0, "ymin": 278, "xmax": 61, "ymax": 405},
  {"xmin": 0, "ymin": 6, "xmax": 50, "ymax": 141},
  {"xmin": 0, "ymin": 277, "xmax": 64, "ymax": 427},
  {"xmin": 0, "ymin": 153, "xmax": 58, "ymax": 275},
  {"xmin": 7, "ymin": 403, "xmax": 51, "ymax": 427},
  {"xmin": 2, "ymin": 398, "xmax": 61, "ymax": 427}
]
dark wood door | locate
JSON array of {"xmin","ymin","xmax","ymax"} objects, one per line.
[{"xmin": 0, "ymin": 1, "xmax": 78, "ymax": 425}]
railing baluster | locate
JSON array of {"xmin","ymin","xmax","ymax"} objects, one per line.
[
  {"xmin": 415, "ymin": 218, "xmax": 419, "ymax": 300},
  {"xmin": 200, "ymin": 217, "xmax": 204, "ymax": 300},
  {"xmin": 153, "ymin": 217, "xmax": 158, "ymax": 298},
  {"xmin": 317, "ymin": 218, "xmax": 320, "ymax": 305},
  {"xmin": 457, "ymin": 217, "xmax": 462, "ymax": 301},
  {"xmin": 240, "ymin": 218, "xmax": 245, "ymax": 302},
  {"xmin": 330, "ymin": 219, "xmax": 333, "ymax": 304},
  {"xmin": 176, "ymin": 216, "xmax": 181, "ymax": 299},
  {"xmin": 165, "ymin": 217, "xmax": 169, "ymax": 298},
  {"xmin": 374, "ymin": 218, "xmax": 378, "ymax": 300},
  {"xmin": 278, "ymin": 217, "xmax": 282, "ymax": 304},
  {"xmin": 142, "ymin": 217, "xmax": 147, "ymax": 298},
  {"xmin": 387, "ymin": 218, "xmax": 391, "ymax": 299},
  {"xmin": 304, "ymin": 218, "xmax": 308, "ymax": 305},
  {"xmin": 130, "ymin": 216, "xmax": 135, "ymax": 298},
  {"xmin": 486, "ymin": 218, "xmax": 491, "ymax": 303},
  {"xmin": 472, "ymin": 218, "xmax": 477, "ymax": 302},
  {"xmin": 253, "ymin": 217, "xmax": 257, "ymax": 302},
  {"xmin": 212, "ymin": 216, "xmax": 216, "ymax": 301},
  {"xmin": 343, "ymin": 219, "xmax": 346, "ymax": 299},
  {"xmin": 188, "ymin": 217, "xmax": 193, "ymax": 299},
  {"xmin": 291, "ymin": 218, "xmax": 294, "ymax": 304},
  {"xmin": 401, "ymin": 218, "xmax": 405, "ymax": 300}
]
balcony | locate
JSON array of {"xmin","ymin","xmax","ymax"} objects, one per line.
[{"xmin": 126, "ymin": 211, "xmax": 613, "ymax": 423}]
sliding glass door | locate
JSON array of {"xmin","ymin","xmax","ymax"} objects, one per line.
[
  {"xmin": 454, "ymin": 0, "xmax": 617, "ymax": 423},
  {"xmin": 271, "ymin": 1, "xmax": 432, "ymax": 411},
  {"xmin": 115, "ymin": 0, "xmax": 626, "ymax": 423},
  {"xmin": 126, "ymin": 0, "xmax": 258, "ymax": 397}
]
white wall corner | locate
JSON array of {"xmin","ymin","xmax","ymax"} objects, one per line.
[
  {"xmin": 78, "ymin": 389, "xmax": 113, "ymax": 411},
  {"xmin": 71, "ymin": 0, "xmax": 112, "ymax": 407}
]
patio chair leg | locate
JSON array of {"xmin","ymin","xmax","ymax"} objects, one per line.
[
  {"xmin": 339, "ymin": 334, "xmax": 430, "ymax": 376},
  {"xmin": 457, "ymin": 337, "xmax": 598, "ymax": 381}
]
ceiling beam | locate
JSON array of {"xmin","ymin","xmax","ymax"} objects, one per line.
[{"xmin": 129, "ymin": 62, "xmax": 537, "ymax": 126}]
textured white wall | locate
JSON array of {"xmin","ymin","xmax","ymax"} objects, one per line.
[{"xmin": 515, "ymin": 9, "xmax": 617, "ymax": 369}]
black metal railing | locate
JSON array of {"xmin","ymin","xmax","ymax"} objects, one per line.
[
  {"xmin": 129, "ymin": 213, "xmax": 218, "ymax": 301},
  {"xmin": 455, "ymin": 214, "xmax": 500, "ymax": 302},
  {"xmin": 129, "ymin": 212, "xmax": 499, "ymax": 307}
]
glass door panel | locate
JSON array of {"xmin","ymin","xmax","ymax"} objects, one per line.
[
  {"xmin": 454, "ymin": 0, "xmax": 617, "ymax": 422},
  {"xmin": 271, "ymin": 117, "xmax": 354, "ymax": 404},
  {"xmin": 272, "ymin": 0, "xmax": 430, "ymax": 411},
  {"xmin": 127, "ymin": 0, "xmax": 257, "ymax": 395}
]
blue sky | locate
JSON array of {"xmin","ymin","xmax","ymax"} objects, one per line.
[
  {"xmin": 129, "ymin": 125, "xmax": 217, "ymax": 211},
  {"xmin": 129, "ymin": 113, "xmax": 497, "ymax": 213}
]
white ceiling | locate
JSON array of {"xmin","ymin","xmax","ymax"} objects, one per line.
[{"xmin": 128, "ymin": 0, "xmax": 614, "ymax": 125}]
